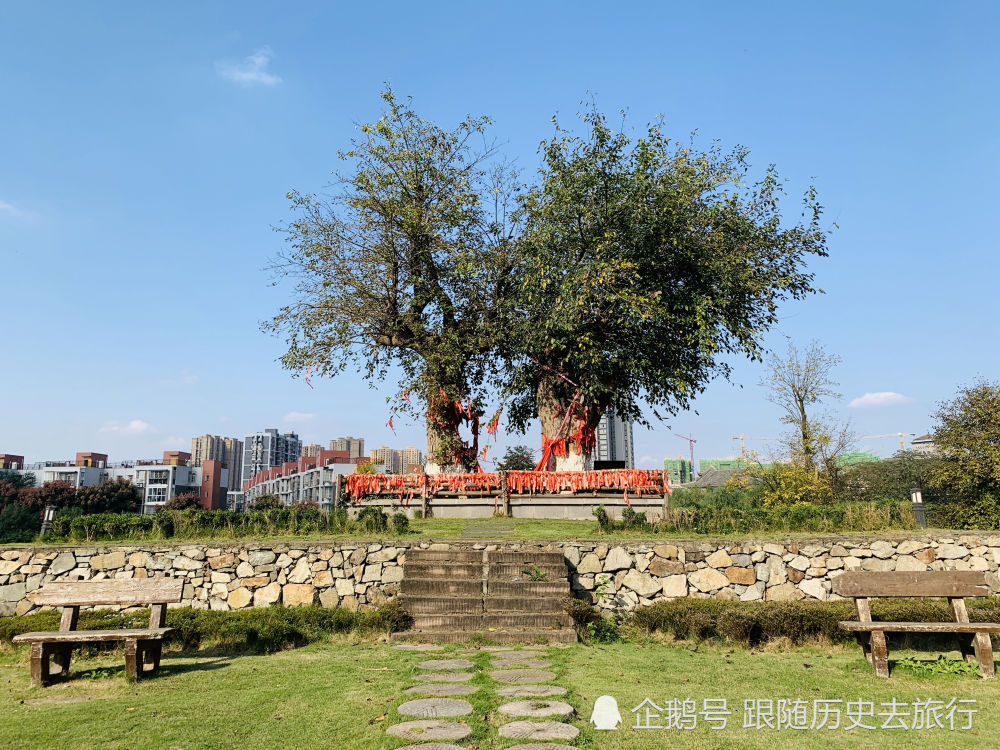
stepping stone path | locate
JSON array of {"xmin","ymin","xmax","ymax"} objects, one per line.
[
  {"xmin": 498, "ymin": 721, "xmax": 580, "ymax": 741},
  {"xmin": 387, "ymin": 720, "xmax": 473, "ymax": 741},
  {"xmin": 404, "ymin": 683, "xmax": 478, "ymax": 696},
  {"xmin": 386, "ymin": 644, "xmax": 579, "ymax": 748},
  {"xmin": 498, "ymin": 700, "xmax": 574, "ymax": 718},
  {"xmin": 392, "ymin": 643, "xmax": 444, "ymax": 651},
  {"xmin": 413, "ymin": 671, "xmax": 475, "ymax": 682},
  {"xmin": 497, "ymin": 684, "xmax": 568, "ymax": 698},
  {"xmin": 491, "ymin": 669, "xmax": 557, "ymax": 684},
  {"xmin": 398, "ymin": 698, "xmax": 474, "ymax": 718},
  {"xmin": 417, "ymin": 658, "xmax": 475, "ymax": 670}
]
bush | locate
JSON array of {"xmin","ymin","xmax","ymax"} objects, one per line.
[
  {"xmin": 632, "ymin": 597, "xmax": 1000, "ymax": 647},
  {"xmin": 0, "ymin": 503, "xmax": 40, "ymax": 543},
  {"xmin": 391, "ymin": 512, "xmax": 410, "ymax": 535},
  {"xmin": 0, "ymin": 603, "xmax": 410, "ymax": 653},
  {"xmin": 593, "ymin": 505, "xmax": 613, "ymax": 533},
  {"xmin": 565, "ymin": 598, "xmax": 621, "ymax": 643},
  {"xmin": 164, "ymin": 493, "xmax": 202, "ymax": 511},
  {"xmin": 356, "ymin": 506, "xmax": 388, "ymax": 534},
  {"xmin": 927, "ymin": 491, "xmax": 1000, "ymax": 530}
]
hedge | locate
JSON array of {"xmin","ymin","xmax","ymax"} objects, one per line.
[{"xmin": 0, "ymin": 602, "xmax": 410, "ymax": 653}]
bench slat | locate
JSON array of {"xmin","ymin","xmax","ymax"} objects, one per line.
[
  {"xmin": 13, "ymin": 627, "xmax": 173, "ymax": 643},
  {"xmin": 832, "ymin": 571, "xmax": 988, "ymax": 598},
  {"xmin": 29, "ymin": 579, "xmax": 184, "ymax": 606},
  {"xmin": 839, "ymin": 621, "xmax": 1000, "ymax": 633}
]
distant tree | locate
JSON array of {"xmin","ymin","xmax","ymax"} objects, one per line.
[
  {"xmin": 841, "ymin": 452, "xmax": 945, "ymax": 503},
  {"xmin": 0, "ymin": 470, "xmax": 35, "ymax": 489},
  {"xmin": 932, "ymin": 379, "xmax": 1000, "ymax": 495},
  {"xmin": 75, "ymin": 478, "xmax": 142, "ymax": 514},
  {"xmin": 18, "ymin": 480, "xmax": 76, "ymax": 512},
  {"xmin": 761, "ymin": 339, "xmax": 846, "ymax": 471},
  {"xmin": 164, "ymin": 493, "xmax": 202, "ymax": 511},
  {"xmin": 355, "ymin": 462, "xmax": 376, "ymax": 475},
  {"xmin": 0, "ymin": 503, "xmax": 40, "ymax": 543},
  {"xmin": 497, "ymin": 445, "xmax": 535, "ymax": 471},
  {"xmin": 250, "ymin": 493, "xmax": 283, "ymax": 510}
]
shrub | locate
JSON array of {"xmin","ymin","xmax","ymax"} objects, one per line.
[
  {"xmin": 593, "ymin": 505, "xmax": 613, "ymax": 533},
  {"xmin": 0, "ymin": 503, "xmax": 40, "ymax": 543},
  {"xmin": 927, "ymin": 491, "xmax": 1000, "ymax": 530},
  {"xmin": 250, "ymin": 494, "xmax": 284, "ymax": 510},
  {"xmin": 391, "ymin": 512, "xmax": 410, "ymax": 535},
  {"xmin": 356, "ymin": 506, "xmax": 388, "ymax": 534},
  {"xmin": 164, "ymin": 493, "xmax": 202, "ymax": 511},
  {"xmin": 565, "ymin": 598, "xmax": 621, "ymax": 643}
]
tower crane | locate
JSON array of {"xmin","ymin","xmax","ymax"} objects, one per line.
[
  {"xmin": 731, "ymin": 433, "xmax": 780, "ymax": 461},
  {"xmin": 861, "ymin": 433, "xmax": 916, "ymax": 452},
  {"xmin": 673, "ymin": 433, "xmax": 696, "ymax": 472}
]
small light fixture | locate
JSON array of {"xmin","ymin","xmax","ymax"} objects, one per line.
[
  {"xmin": 40, "ymin": 504, "xmax": 57, "ymax": 534},
  {"xmin": 910, "ymin": 487, "xmax": 926, "ymax": 529}
]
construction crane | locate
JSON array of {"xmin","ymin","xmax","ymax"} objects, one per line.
[
  {"xmin": 861, "ymin": 433, "xmax": 917, "ymax": 452},
  {"xmin": 731, "ymin": 433, "xmax": 780, "ymax": 461},
  {"xmin": 673, "ymin": 433, "xmax": 696, "ymax": 470}
]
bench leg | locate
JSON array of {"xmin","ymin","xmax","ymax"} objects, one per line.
[
  {"xmin": 124, "ymin": 639, "xmax": 139, "ymax": 681},
  {"xmin": 854, "ymin": 632, "xmax": 872, "ymax": 665},
  {"xmin": 973, "ymin": 633, "xmax": 995, "ymax": 679},
  {"xmin": 139, "ymin": 641, "xmax": 162, "ymax": 674},
  {"xmin": 29, "ymin": 643, "xmax": 48, "ymax": 687},
  {"xmin": 870, "ymin": 630, "xmax": 890, "ymax": 678},
  {"xmin": 50, "ymin": 645, "xmax": 73, "ymax": 677}
]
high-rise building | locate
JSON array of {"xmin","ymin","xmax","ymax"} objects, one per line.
[
  {"xmin": 369, "ymin": 446, "xmax": 403, "ymax": 473},
  {"xmin": 242, "ymin": 429, "xmax": 301, "ymax": 485},
  {"xmin": 302, "ymin": 443, "xmax": 323, "ymax": 457},
  {"xmin": 664, "ymin": 457, "xmax": 694, "ymax": 485},
  {"xmin": 400, "ymin": 446, "xmax": 424, "ymax": 472},
  {"xmin": 595, "ymin": 409, "xmax": 634, "ymax": 468},
  {"xmin": 330, "ymin": 436, "xmax": 365, "ymax": 459},
  {"xmin": 191, "ymin": 435, "xmax": 244, "ymax": 493}
]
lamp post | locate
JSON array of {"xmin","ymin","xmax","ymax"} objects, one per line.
[
  {"xmin": 910, "ymin": 488, "xmax": 926, "ymax": 529},
  {"xmin": 40, "ymin": 504, "xmax": 57, "ymax": 535}
]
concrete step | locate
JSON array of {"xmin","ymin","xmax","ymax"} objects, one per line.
[
  {"xmin": 404, "ymin": 562, "xmax": 484, "ymax": 579},
  {"xmin": 391, "ymin": 628, "xmax": 578, "ymax": 644},
  {"xmin": 487, "ymin": 550, "xmax": 566, "ymax": 565},
  {"xmin": 488, "ymin": 580, "xmax": 570, "ymax": 597},
  {"xmin": 405, "ymin": 549, "xmax": 484, "ymax": 564},
  {"xmin": 411, "ymin": 614, "xmax": 484, "ymax": 630},
  {"xmin": 484, "ymin": 596, "xmax": 566, "ymax": 613},
  {"xmin": 398, "ymin": 595, "xmax": 483, "ymax": 615},
  {"xmin": 487, "ymin": 563, "xmax": 567, "ymax": 581},
  {"xmin": 484, "ymin": 612, "xmax": 574, "ymax": 629},
  {"xmin": 400, "ymin": 578, "xmax": 484, "ymax": 597}
]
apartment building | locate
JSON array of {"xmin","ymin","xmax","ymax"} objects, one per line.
[
  {"xmin": 302, "ymin": 443, "xmax": 323, "ymax": 457},
  {"xmin": 190, "ymin": 435, "xmax": 244, "ymax": 493},
  {"xmin": 329, "ymin": 436, "xmax": 365, "ymax": 460},
  {"xmin": 595, "ymin": 409, "xmax": 635, "ymax": 468},
  {"xmin": 241, "ymin": 429, "xmax": 301, "ymax": 486},
  {"xmin": 243, "ymin": 448, "xmax": 373, "ymax": 510}
]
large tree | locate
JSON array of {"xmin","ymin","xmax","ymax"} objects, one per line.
[
  {"xmin": 267, "ymin": 90, "xmax": 521, "ymax": 473},
  {"xmin": 506, "ymin": 110, "xmax": 831, "ymax": 470},
  {"xmin": 932, "ymin": 379, "xmax": 1000, "ymax": 495}
]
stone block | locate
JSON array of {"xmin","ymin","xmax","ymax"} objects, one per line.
[
  {"xmin": 335, "ymin": 578, "xmax": 355, "ymax": 596},
  {"xmin": 283, "ymin": 583, "xmax": 316, "ymax": 606},
  {"xmin": 288, "ymin": 558, "xmax": 311, "ymax": 584},
  {"xmin": 799, "ymin": 579, "xmax": 827, "ymax": 600},
  {"xmin": 787, "ymin": 568, "xmax": 804, "ymax": 584},
  {"xmin": 765, "ymin": 582, "xmax": 803, "ymax": 601},
  {"xmin": 362, "ymin": 563, "xmax": 383, "ymax": 582},
  {"xmin": 254, "ymin": 581, "xmax": 281, "ymax": 606},
  {"xmin": 314, "ymin": 570, "xmax": 334, "ymax": 588},
  {"xmin": 894, "ymin": 555, "xmax": 927, "ymax": 572},
  {"xmin": 248, "ymin": 550, "xmax": 276, "ymax": 566},
  {"xmin": 576, "ymin": 553, "xmax": 603, "ymax": 575},
  {"xmin": 173, "ymin": 556, "xmax": 202, "ymax": 571},
  {"xmin": 603, "ymin": 547, "xmax": 632, "ymax": 571},
  {"xmin": 622, "ymin": 569, "xmax": 661, "ymax": 598},
  {"xmin": 49, "ymin": 552, "xmax": 76, "ymax": 576},
  {"xmin": 787, "ymin": 555, "xmax": 809, "ymax": 571},
  {"xmin": 648, "ymin": 558, "xmax": 685, "ymax": 577},
  {"xmin": 0, "ymin": 582, "xmax": 27, "ymax": 601},
  {"xmin": 936, "ymin": 544, "xmax": 968, "ymax": 560},
  {"xmin": 869, "ymin": 540, "xmax": 895, "ymax": 559},
  {"xmin": 689, "ymin": 568, "xmax": 729, "ymax": 593},
  {"xmin": 227, "ymin": 587, "xmax": 253, "ymax": 609},
  {"xmin": 705, "ymin": 550, "xmax": 732, "ymax": 568},
  {"xmin": 209, "ymin": 554, "xmax": 236, "ymax": 569},
  {"xmin": 319, "ymin": 588, "xmax": 340, "ymax": 608},
  {"xmin": 914, "ymin": 547, "xmax": 937, "ymax": 564},
  {"xmin": 740, "ymin": 582, "xmax": 765, "ymax": 602},
  {"xmin": 383, "ymin": 565, "xmax": 404, "ymax": 583},
  {"xmin": 897, "ymin": 540, "xmax": 928, "ymax": 555},
  {"xmin": 90, "ymin": 551, "xmax": 126, "ymax": 571},
  {"xmin": 726, "ymin": 567, "xmax": 756, "ymax": 586}
]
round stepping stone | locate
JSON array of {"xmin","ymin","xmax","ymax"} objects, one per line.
[
  {"xmin": 392, "ymin": 643, "xmax": 444, "ymax": 651},
  {"xmin": 393, "ymin": 745, "xmax": 468, "ymax": 750},
  {"xmin": 505, "ymin": 745, "xmax": 576, "ymax": 750},
  {"xmin": 498, "ymin": 721, "xmax": 579, "ymax": 741},
  {"xmin": 404, "ymin": 683, "xmax": 478, "ymax": 697},
  {"xmin": 387, "ymin": 720, "xmax": 472, "ymax": 741},
  {"xmin": 492, "ymin": 658, "xmax": 551, "ymax": 669},
  {"xmin": 491, "ymin": 669, "xmax": 556, "ymax": 684},
  {"xmin": 497, "ymin": 685, "xmax": 568, "ymax": 698},
  {"xmin": 398, "ymin": 698, "xmax": 474, "ymax": 718},
  {"xmin": 417, "ymin": 658, "xmax": 475, "ymax": 670},
  {"xmin": 498, "ymin": 700, "xmax": 574, "ymax": 718},
  {"xmin": 521, "ymin": 645, "xmax": 550, "ymax": 651},
  {"xmin": 474, "ymin": 646, "xmax": 514, "ymax": 651},
  {"xmin": 413, "ymin": 671, "xmax": 474, "ymax": 682}
]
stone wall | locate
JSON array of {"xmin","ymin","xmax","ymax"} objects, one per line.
[{"xmin": 2, "ymin": 534, "xmax": 999, "ymax": 617}]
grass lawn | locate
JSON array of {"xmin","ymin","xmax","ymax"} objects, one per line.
[{"xmin": 2, "ymin": 636, "xmax": 998, "ymax": 749}]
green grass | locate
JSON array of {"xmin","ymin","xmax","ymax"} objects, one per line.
[{"xmin": 2, "ymin": 637, "xmax": 999, "ymax": 749}]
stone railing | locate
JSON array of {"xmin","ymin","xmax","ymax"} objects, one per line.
[{"xmin": 1, "ymin": 533, "xmax": 998, "ymax": 617}]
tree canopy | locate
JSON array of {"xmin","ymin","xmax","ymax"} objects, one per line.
[
  {"xmin": 504, "ymin": 110, "xmax": 830, "ymax": 468},
  {"xmin": 932, "ymin": 379, "xmax": 1000, "ymax": 494}
]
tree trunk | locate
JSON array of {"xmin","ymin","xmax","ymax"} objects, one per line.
[
  {"xmin": 536, "ymin": 372, "xmax": 600, "ymax": 472},
  {"xmin": 423, "ymin": 388, "xmax": 479, "ymax": 475}
]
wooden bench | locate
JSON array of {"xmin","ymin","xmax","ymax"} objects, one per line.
[
  {"xmin": 12, "ymin": 578, "xmax": 183, "ymax": 687},
  {"xmin": 833, "ymin": 571, "xmax": 1000, "ymax": 679}
]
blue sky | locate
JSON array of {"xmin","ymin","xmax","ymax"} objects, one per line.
[{"xmin": 1, "ymin": 1, "xmax": 997, "ymax": 468}]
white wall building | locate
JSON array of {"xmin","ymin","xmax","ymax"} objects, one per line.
[{"xmin": 595, "ymin": 409, "xmax": 635, "ymax": 468}]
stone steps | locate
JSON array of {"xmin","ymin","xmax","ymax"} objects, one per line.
[{"xmin": 394, "ymin": 548, "xmax": 577, "ymax": 644}]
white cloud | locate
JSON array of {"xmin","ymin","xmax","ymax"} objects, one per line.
[
  {"xmin": 161, "ymin": 436, "xmax": 188, "ymax": 449},
  {"xmin": 216, "ymin": 46, "xmax": 282, "ymax": 86},
  {"xmin": 848, "ymin": 391, "xmax": 914, "ymax": 408},
  {"xmin": 0, "ymin": 200, "xmax": 22, "ymax": 217},
  {"xmin": 283, "ymin": 411, "xmax": 317, "ymax": 423},
  {"xmin": 99, "ymin": 419, "xmax": 155, "ymax": 435}
]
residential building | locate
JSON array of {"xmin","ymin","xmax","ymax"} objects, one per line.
[
  {"xmin": 664, "ymin": 458, "xmax": 694, "ymax": 485},
  {"xmin": 243, "ymin": 448, "xmax": 376, "ymax": 510},
  {"xmin": 330, "ymin": 436, "xmax": 365, "ymax": 460},
  {"xmin": 370, "ymin": 446, "xmax": 403, "ymax": 474},
  {"xmin": 595, "ymin": 409, "xmax": 634, "ymax": 468},
  {"xmin": 11, "ymin": 450, "xmax": 227, "ymax": 513},
  {"xmin": 911, "ymin": 434, "xmax": 939, "ymax": 455},
  {"xmin": 0, "ymin": 454, "xmax": 25, "ymax": 470},
  {"xmin": 191, "ymin": 435, "xmax": 244, "ymax": 493},
  {"xmin": 241, "ymin": 429, "xmax": 301, "ymax": 486},
  {"xmin": 302, "ymin": 443, "xmax": 323, "ymax": 457},
  {"xmin": 833, "ymin": 451, "xmax": 881, "ymax": 466},
  {"xmin": 400, "ymin": 446, "xmax": 424, "ymax": 473},
  {"xmin": 699, "ymin": 458, "xmax": 747, "ymax": 473}
]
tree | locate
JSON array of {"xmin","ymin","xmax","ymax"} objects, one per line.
[
  {"xmin": 267, "ymin": 89, "xmax": 522, "ymax": 473},
  {"xmin": 164, "ymin": 493, "xmax": 202, "ymax": 511},
  {"xmin": 75, "ymin": 478, "xmax": 142, "ymax": 514},
  {"xmin": 497, "ymin": 444, "xmax": 535, "ymax": 471},
  {"xmin": 250, "ymin": 493, "xmax": 283, "ymax": 510},
  {"xmin": 506, "ymin": 109, "xmax": 830, "ymax": 469},
  {"xmin": 761, "ymin": 339, "xmax": 844, "ymax": 471},
  {"xmin": 18, "ymin": 480, "xmax": 76, "ymax": 512},
  {"xmin": 932, "ymin": 379, "xmax": 1000, "ymax": 495},
  {"xmin": 0, "ymin": 469, "xmax": 35, "ymax": 489}
]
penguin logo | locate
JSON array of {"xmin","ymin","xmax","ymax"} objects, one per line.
[{"xmin": 590, "ymin": 695, "xmax": 622, "ymax": 730}]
